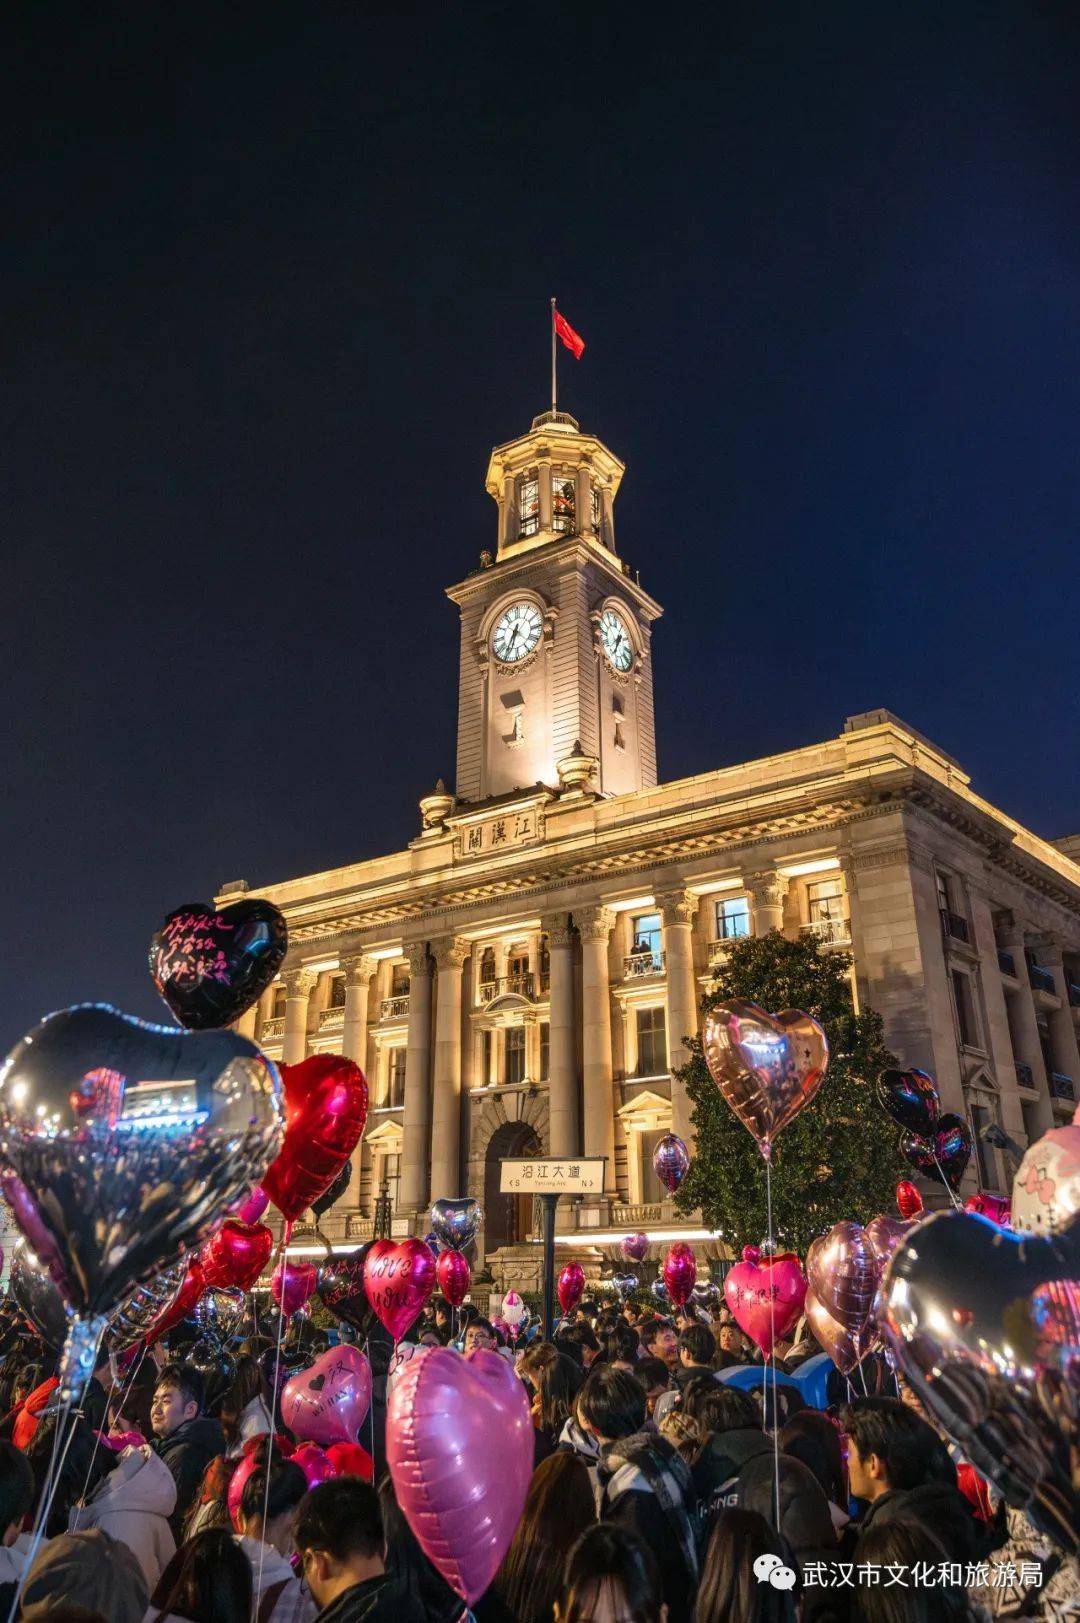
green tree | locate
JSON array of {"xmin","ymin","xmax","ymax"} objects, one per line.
[{"xmin": 674, "ymin": 931, "xmax": 903, "ymax": 1255}]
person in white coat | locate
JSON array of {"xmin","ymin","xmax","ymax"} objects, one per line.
[
  {"xmin": 221, "ymin": 1356, "xmax": 274, "ymax": 1460},
  {"xmin": 0, "ymin": 1441, "xmax": 35, "ymax": 1593},
  {"xmin": 70, "ymin": 1442, "xmax": 177, "ymax": 1592},
  {"xmin": 234, "ymin": 1457, "xmax": 316, "ymax": 1623}
]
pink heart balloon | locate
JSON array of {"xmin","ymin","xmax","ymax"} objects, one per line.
[
  {"xmin": 280, "ymin": 1344, "xmax": 372, "ymax": 1447},
  {"xmin": 363, "ymin": 1237, "xmax": 435, "ymax": 1341},
  {"xmin": 702, "ymin": 999, "xmax": 829, "ymax": 1160},
  {"xmin": 621, "ymin": 1232, "xmax": 649, "ymax": 1263},
  {"xmin": 724, "ymin": 1249, "xmax": 807, "ymax": 1356},
  {"xmin": 233, "ymin": 1185, "xmax": 269, "ymax": 1225},
  {"xmin": 387, "ymin": 1348, "xmax": 532, "ymax": 1605},
  {"xmin": 806, "ymin": 1221, "xmax": 877, "ymax": 1333},
  {"xmin": 662, "ymin": 1242, "xmax": 697, "ymax": 1308},
  {"xmin": 270, "ymin": 1257, "xmax": 317, "ymax": 1318},
  {"xmin": 864, "ymin": 1213, "xmax": 916, "ymax": 1277}
]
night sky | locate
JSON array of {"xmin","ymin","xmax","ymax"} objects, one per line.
[{"xmin": 5, "ymin": 3, "xmax": 1080, "ymax": 1042}]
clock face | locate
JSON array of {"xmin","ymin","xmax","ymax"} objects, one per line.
[
  {"xmin": 599, "ymin": 608, "xmax": 634, "ymax": 672},
  {"xmin": 492, "ymin": 602, "xmax": 543, "ymax": 664}
]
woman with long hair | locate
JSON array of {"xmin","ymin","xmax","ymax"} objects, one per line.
[
  {"xmin": 555, "ymin": 1524, "xmax": 665, "ymax": 1623},
  {"xmin": 491, "ymin": 1452, "xmax": 595, "ymax": 1623},
  {"xmin": 219, "ymin": 1355, "xmax": 273, "ymax": 1458},
  {"xmin": 378, "ymin": 1474, "xmax": 462, "ymax": 1623},
  {"xmin": 234, "ymin": 1459, "xmax": 316, "ymax": 1621},
  {"xmin": 779, "ymin": 1409, "xmax": 852, "ymax": 1546},
  {"xmin": 694, "ymin": 1508, "xmax": 799, "ymax": 1623},
  {"xmin": 149, "ymin": 1528, "xmax": 252, "ymax": 1623},
  {"xmin": 536, "ymin": 1353, "xmax": 584, "ymax": 1449}
]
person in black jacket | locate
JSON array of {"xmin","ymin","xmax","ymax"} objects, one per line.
[
  {"xmin": 578, "ymin": 1365, "xmax": 698, "ymax": 1623},
  {"xmin": 684, "ymin": 1379, "xmax": 773, "ymax": 1535},
  {"xmin": 148, "ymin": 1363, "xmax": 224, "ymax": 1539},
  {"xmin": 674, "ymin": 1324, "xmax": 717, "ymax": 1392},
  {"xmin": 296, "ymin": 1477, "xmax": 427, "ymax": 1622}
]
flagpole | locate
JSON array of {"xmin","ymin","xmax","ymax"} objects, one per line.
[{"xmin": 550, "ymin": 296, "xmax": 557, "ymax": 416}]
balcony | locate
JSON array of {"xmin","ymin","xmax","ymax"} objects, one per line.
[
  {"xmin": 801, "ymin": 917, "xmax": 852, "ymax": 948},
  {"xmin": 319, "ymin": 1006, "xmax": 345, "ymax": 1032},
  {"xmin": 997, "ymin": 949, "xmax": 1017, "ymax": 978},
  {"xmin": 623, "ymin": 950, "xmax": 665, "ymax": 980},
  {"xmin": 1049, "ymin": 1072, "xmax": 1075, "ymax": 1102},
  {"xmin": 1028, "ymin": 963, "xmax": 1056, "ymax": 995},
  {"xmin": 260, "ymin": 1017, "xmax": 285, "ymax": 1040},
  {"xmin": 611, "ymin": 1203, "xmax": 663, "ymax": 1226},
  {"xmin": 478, "ymin": 973, "xmax": 537, "ymax": 1003},
  {"xmin": 379, "ymin": 995, "xmax": 410, "ymax": 1021},
  {"xmin": 1015, "ymin": 1061, "xmax": 1035, "ymax": 1089},
  {"xmin": 940, "ymin": 910, "xmax": 970, "ymax": 945}
]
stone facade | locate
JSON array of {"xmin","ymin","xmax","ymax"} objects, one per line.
[{"xmin": 224, "ymin": 412, "xmax": 1080, "ymax": 1275}]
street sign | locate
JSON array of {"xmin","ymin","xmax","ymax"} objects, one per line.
[{"xmin": 500, "ymin": 1156, "xmax": 605, "ymax": 1196}]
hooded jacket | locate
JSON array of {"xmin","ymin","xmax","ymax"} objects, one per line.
[
  {"xmin": 70, "ymin": 1444, "xmax": 177, "ymax": 1590},
  {"xmin": 153, "ymin": 1415, "xmax": 225, "ymax": 1538},
  {"xmin": 12, "ymin": 1378, "xmax": 58, "ymax": 1451},
  {"xmin": 236, "ymin": 1534, "xmax": 317, "ymax": 1623},
  {"xmin": 557, "ymin": 1415, "xmax": 602, "ymax": 1501},
  {"xmin": 691, "ymin": 1426, "xmax": 774, "ymax": 1527}
]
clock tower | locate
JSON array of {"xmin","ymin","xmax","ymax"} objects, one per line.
[{"xmin": 447, "ymin": 410, "xmax": 662, "ymax": 803}]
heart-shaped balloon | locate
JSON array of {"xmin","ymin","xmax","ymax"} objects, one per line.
[
  {"xmin": 900, "ymin": 1114, "xmax": 972, "ymax": 1192},
  {"xmin": 557, "ymin": 1262, "xmax": 585, "ymax": 1315},
  {"xmin": 429, "ymin": 1197, "xmax": 482, "ymax": 1251},
  {"xmin": 662, "ymin": 1243, "xmax": 696, "ymax": 1308},
  {"xmin": 149, "ymin": 899, "xmax": 288, "ymax": 1031},
  {"xmin": 724, "ymin": 1247, "xmax": 807, "ymax": 1356},
  {"xmin": 363, "ymin": 1238, "xmax": 435, "ymax": 1341},
  {"xmin": 387, "ymin": 1348, "xmax": 532, "ymax": 1605},
  {"xmin": 262, "ymin": 1054, "xmax": 368, "ymax": 1223},
  {"xmin": 881, "ymin": 1210, "xmax": 1080, "ymax": 1553},
  {"xmin": 9, "ymin": 1240, "xmax": 69, "ymax": 1350},
  {"xmin": 201, "ymin": 1220, "xmax": 274, "ymax": 1293},
  {"xmin": 325, "ymin": 1441, "xmax": 373, "ymax": 1481},
  {"xmin": 803, "ymin": 1286, "xmax": 865, "ymax": 1374},
  {"xmin": 317, "ymin": 1246, "xmax": 376, "ymax": 1336},
  {"xmin": 864, "ymin": 1214, "xmax": 916, "ymax": 1278},
  {"xmin": 877, "ymin": 1067, "xmax": 940, "ymax": 1134},
  {"xmin": 1012, "ymin": 1109, "xmax": 1080, "ymax": 1236},
  {"xmin": 281, "ymin": 1344, "xmax": 372, "ymax": 1447},
  {"xmin": 895, "ymin": 1180, "xmax": 924, "ymax": 1220},
  {"xmin": 271, "ymin": 1258, "xmax": 318, "ymax": 1318},
  {"xmin": 105, "ymin": 1259, "xmax": 189, "ymax": 1352},
  {"xmin": 652, "ymin": 1134, "xmax": 690, "ymax": 1195},
  {"xmin": 611, "ymin": 1273, "xmax": 638, "ymax": 1300},
  {"xmin": 650, "ymin": 1279, "xmax": 669, "ymax": 1303},
  {"xmin": 703, "ymin": 1000, "xmax": 829, "ymax": 1159},
  {"xmin": 806, "ymin": 1221, "xmax": 877, "ymax": 1333},
  {"xmin": 435, "ymin": 1248, "xmax": 471, "ymax": 1308},
  {"xmin": 620, "ymin": 1233, "xmax": 649, "ymax": 1263},
  {"xmin": 0, "ymin": 1005, "xmax": 282, "ymax": 1335},
  {"xmin": 291, "ymin": 1441, "xmax": 338, "ymax": 1491},
  {"xmin": 964, "ymin": 1192, "xmax": 1011, "ymax": 1226}
]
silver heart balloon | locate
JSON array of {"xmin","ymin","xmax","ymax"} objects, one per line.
[
  {"xmin": 429, "ymin": 1197, "xmax": 482, "ymax": 1251},
  {"xmin": 105, "ymin": 1259, "xmax": 190, "ymax": 1353},
  {"xmin": 0, "ymin": 1004, "xmax": 283, "ymax": 1387}
]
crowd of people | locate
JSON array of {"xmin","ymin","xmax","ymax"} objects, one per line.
[{"xmin": 0, "ymin": 1285, "xmax": 1070, "ymax": 1622}]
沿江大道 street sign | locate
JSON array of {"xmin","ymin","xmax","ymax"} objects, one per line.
[{"xmin": 499, "ymin": 1157, "xmax": 606, "ymax": 1196}]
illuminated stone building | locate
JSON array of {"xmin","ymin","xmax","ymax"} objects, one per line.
[{"xmin": 224, "ymin": 409, "xmax": 1080, "ymax": 1281}]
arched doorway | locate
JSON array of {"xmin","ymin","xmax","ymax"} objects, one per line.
[{"xmin": 484, "ymin": 1120, "xmax": 541, "ymax": 1251}]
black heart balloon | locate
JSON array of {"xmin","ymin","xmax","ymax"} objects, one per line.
[
  {"xmin": 900, "ymin": 1113, "xmax": 972, "ymax": 1191},
  {"xmin": 105, "ymin": 1261, "xmax": 190, "ymax": 1354},
  {"xmin": 9, "ymin": 1240, "xmax": 67, "ymax": 1351},
  {"xmin": 149, "ymin": 899, "xmax": 287, "ymax": 1031},
  {"xmin": 0, "ymin": 1004, "xmax": 283, "ymax": 1345},
  {"xmin": 311, "ymin": 1160, "xmax": 352, "ymax": 1220},
  {"xmin": 316, "ymin": 1244, "xmax": 376, "ymax": 1336},
  {"xmin": 429, "ymin": 1197, "xmax": 482, "ymax": 1250},
  {"xmin": 881, "ymin": 1209, "xmax": 1080, "ymax": 1553},
  {"xmin": 877, "ymin": 1067, "xmax": 940, "ymax": 1134}
]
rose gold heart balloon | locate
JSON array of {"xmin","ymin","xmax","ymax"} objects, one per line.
[
  {"xmin": 865, "ymin": 1213, "xmax": 916, "ymax": 1278},
  {"xmin": 804, "ymin": 1285, "xmax": 864, "ymax": 1374},
  {"xmin": 806, "ymin": 1221, "xmax": 877, "ymax": 1334},
  {"xmin": 702, "ymin": 999, "xmax": 829, "ymax": 1160}
]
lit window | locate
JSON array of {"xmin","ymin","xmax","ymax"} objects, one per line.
[
  {"xmin": 505, "ymin": 1026, "xmax": 526, "ymax": 1085},
  {"xmin": 630, "ymin": 913, "xmax": 662, "ymax": 961},
  {"xmin": 807, "ymin": 877, "xmax": 843, "ymax": 923},
  {"xmin": 552, "ymin": 470, "xmax": 575, "ymax": 533},
  {"xmin": 636, "ymin": 1006, "xmax": 667, "ymax": 1077},
  {"xmin": 519, "ymin": 471, "xmax": 540, "ymax": 537},
  {"xmin": 716, "ymin": 896, "xmax": 750, "ymax": 940}
]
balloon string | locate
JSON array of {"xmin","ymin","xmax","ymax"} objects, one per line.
[
  {"xmin": 73, "ymin": 1363, "xmax": 122, "ymax": 1510},
  {"xmin": 764, "ymin": 1153, "xmax": 780, "ymax": 1529},
  {"xmin": 931, "ymin": 1152, "xmax": 964, "ymax": 1212},
  {"xmin": 8, "ymin": 1384, "xmax": 79, "ymax": 1622},
  {"xmin": 254, "ymin": 1221, "xmax": 291, "ymax": 1622}
]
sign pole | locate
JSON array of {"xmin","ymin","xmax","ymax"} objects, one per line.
[{"xmin": 540, "ymin": 1193, "xmax": 558, "ymax": 1340}]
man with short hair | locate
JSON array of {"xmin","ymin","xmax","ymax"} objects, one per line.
[
  {"xmin": 295, "ymin": 1477, "xmax": 425, "ymax": 1620},
  {"xmin": 578, "ymin": 1365, "xmax": 698, "ymax": 1623},
  {"xmin": 149, "ymin": 1363, "xmax": 224, "ymax": 1537},
  {"xmin": 640, "ymin": 1318, "xmax": 678, "ymax": 1371},
  {"xmin": 686, "ymin": 1378, "xmax": 772, "ymax": 1531},
  {"xmin": 555, "ymin": 1321, "xmax": 601, "ymax": 1369},
  {"xmin": 674, "ymin": 1323, "xmax": 716, "ymax": 1391},
  {"xmin": 462, "ymin": 1317, "xmax": 495, "ymax": 1354}
]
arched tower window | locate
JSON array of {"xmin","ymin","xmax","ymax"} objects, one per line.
[
  {"xmin": 518, "ymin": 470, "xmax": 540, "ymax": 537},
  {"xmin": 552, "ymin": 468, "xmax": 576, "ymax": 533}
]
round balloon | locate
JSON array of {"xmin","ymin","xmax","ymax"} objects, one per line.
[
  {"xmin": 702, "ymin": 1000, "xmax": 828, "ymax": 1160},
  {"xmin": 262, "ymin": 1054, "xmax": 368, "ymax": 1223},
  {"xmin": 895, "ymin": 1180, "xmax": 924, "ymax": 1220},
  {"xmin": 0, "ymin": 1005, "xmax": 283, "ymax": 1335},
  {"xmin": 662, "ymin": 1242, "xmax": 696, "ymax": 1308},
  {"xmin": 149, "ymin": 898, "xmax": 287, "ymax": 1031}
]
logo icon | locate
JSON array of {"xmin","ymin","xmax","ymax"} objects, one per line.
[{"xmin": 753, "ymin": 1553, "xmax": 797, "ymax": 1591}]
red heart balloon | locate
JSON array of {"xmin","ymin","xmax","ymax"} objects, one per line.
[
  {"xmin": 435, "ymin": 1248, "xmax": 471, "ymax": 1308},
  {"xmin": 557, "ymin": 1261, "xmax": 585, "ymax": 1315},
  {"xmin": 896, "ymin": 1180, "xmax": 924, "ymax": 1220},
  {"xmin": 201, "ymin": 1219, "xmax": 273, "ymax": 1292},
  {"xmin": 271, "ymin": 1257, "xmax": 318, "ymax": 1317},
  {"xmin": 364, "ymin": 1238, "xmax": 435, "ymax": 1340},
  {"xmin": 662, "ymin": 1241, "xmax": 697, "ymax": 1308},
  {"xmin": 262, "ymin": 1055, "xmax": 368, "ymax": 1222},
  {"xmin": 143, "ymin": 1257, "xmax": 206, "ymax": 1348}
]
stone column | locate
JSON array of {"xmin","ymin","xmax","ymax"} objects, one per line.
[
  {"xmin": 997, "ymin": 917, "xmax": 1053, "ymax": 1134},
  {"xmin": 544, "ymin": 912, "xmax": 578, "ymax": 1158},
  {"xmin": 282, "ymin": 969, "xmax": 316, "ymax": 1066},
  {"xmin": 837, "ymin": 854, "xmax": 865, "ymax": 1013},
  {"xmin": 575, "ymin": 464, "xmax": 591, "ymax": 533},
  {"xmin": 234, "ymin": 1004, "xmax": 258, "ymax": 1041},
  {"xmin": 658, "ymin": 889, "xmax": 698, "ymax": 1146},
  {"xmin": 538, "ymin": 457, "xmax": 553, "ymax": 530},
  {"xmin": 600, "ymin": 487, "xmax": 615, "ymax": 550},
  {"xmin": 429, "ymin": 938, "xmax": 468, "ymax": 1202},
  {"xmin": 340, "ymin": 955, "xmax": 376, "ymax": 1208},
  {"xmin": 577, "ymin": 905, "xmax": 617, "ymax": 1196},
  {"xmin": 1032, "ymin": 935, "xmax": 1080, "ymax": 1097},
  {"xmin": 399, "ymin": 944, "xmax": 434, "ymax": 1214},
  {"xmin": 501, "ymin": 472, "xmax": 516, "ymax": 548},
  {"xmin": 966, "ymin": 890, "xmax": 1026, "ymax": 1139},
  {"xmin": 745, "ymin": 870, "xmax": 787, "ymax": 936}
]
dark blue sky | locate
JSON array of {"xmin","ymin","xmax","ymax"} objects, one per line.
[{"xmin": 4, "ymin": 2, "xmax": 1080, "ymax": 1041}]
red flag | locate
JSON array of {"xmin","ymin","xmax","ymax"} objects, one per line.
[{"xmin": 554, "ymin": 308, "xmax": 585, "ymax": 359}]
